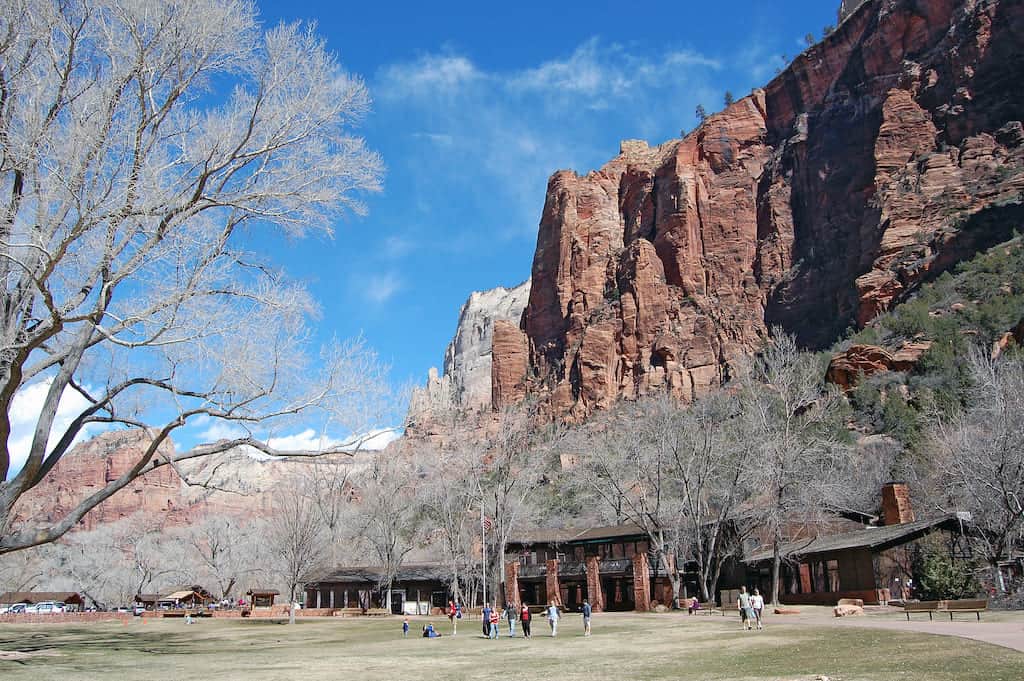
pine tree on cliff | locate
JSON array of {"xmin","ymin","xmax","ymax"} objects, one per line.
[
  {"xmin": 695, "ymin": 104, "xmax": 708, "ymax": 123},
  {"xmin": 723, "ymin": 91, "xmax": 735, "ymax": 108}
]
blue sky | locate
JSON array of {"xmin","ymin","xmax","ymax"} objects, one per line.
[{"xmin": 253, "ymin": 0, "xmax": 839, "ymax": 391}]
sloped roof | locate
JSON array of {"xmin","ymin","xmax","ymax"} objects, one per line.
[
  {"xmin": 509, "ymin": 523, "xmax": 648, "ymax": 546},
  {"xmin": 0, "ymin": 591, "xmax": 83, "ymax": 604},
  {"xmin": 745, "ymin": 516, "xmax": 965, "ymax": 563},
  {"xmin": 309, "ymin": 563, "xmax": 450, "ymax": 586}
]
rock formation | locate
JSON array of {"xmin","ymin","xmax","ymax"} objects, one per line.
[
  {"xmin": 407, "ymin": 281, "xmax": 530, "ymax": 431},
  {"xmin": 492, "ymin": 0, "xmax": 1024, "ymax": 421},
  {"xmin": 826, "ymin": 342, "xmax": 932, "ymax": 389},
  {"xmin": 10, "ymin": 429, "xmax": 352, "ymax": 533}
]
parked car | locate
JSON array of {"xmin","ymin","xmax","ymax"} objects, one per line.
[
  {"xmin": 1, "ymin": 603, "xmax": 28, "ymax": 614},
  {"xmin": 27, "ymin": 601, "xmax": 66, "ymax": 614}
]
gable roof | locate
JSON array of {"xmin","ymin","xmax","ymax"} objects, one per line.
[
  {"xmin": 0, "ymin": 591, "xmax": 83, "ymax": 604},
  {"xmin": 508, "ymin": 523, "xmax": 648, "ymax": 547},
  {"xmin": 308, "ymin": 563, "xmax": 450, "ymax": 586},
  {"xmin": 744, "ymin": 515, "xmax": 966, "ymax": 563}
]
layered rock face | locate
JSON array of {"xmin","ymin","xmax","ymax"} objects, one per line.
[
  {"xmin": 10, "ymin": 430, "xmax": 323, "ymax": 532},
  {"xmin": 407, "ymin": 281, "xmax": 530, "ymax": 431},
  {"xmin": 495, "ymin": 0, "xmax": 1024, "ymax": 421},
  {"xmin": 443, "ymin": 280, "xmax": 531, "ymax": 410}
]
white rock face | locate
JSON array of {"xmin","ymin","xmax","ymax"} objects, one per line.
[
  {"xmin": 443, "ymin": 280, "xmax": 531, "ymax": 411},
  {"xmin": 407, "ymin": 279, "xmax": 530, "ymax": 424},
  {"xmin": 838, "ymin": 0, "xmax": 868, "ymax": 23}
]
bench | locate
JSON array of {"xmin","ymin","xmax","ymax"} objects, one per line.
[
  {"xmin": 719, "ymin": 603, "xmax": 738, "ymax": 617},
  {"xmin": 903, "ymin": 601, "xmax": 941, "ymax": 620},
  {"xmin": 688, "ymin": 600, "xmax": 716, "ymax": 615},
  {"xmin": 944, "ymin": 599, "xmax": 988, "ymax": 621},
  {"xmin": 365, "ymin": 608, "xmax": 390, "ymax": 617}
]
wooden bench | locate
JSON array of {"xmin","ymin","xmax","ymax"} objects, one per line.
[
  {"xmin": 944, "ymin": 599, "xmax": 988, "ymax": 621},
  {"xmin": 688, "ymin": 600, "xmax": 716, "ymax": 615},
  {"xmin": 903, "ymin": 601, "xmax": 941, "ymax": 620},
  {"xmin": 365, "ymin": 608, "xmax": 390, "ymax": 617},
  {"xmin": 719, "ymin": 603, "xmax": 738, "ymax": 617}
]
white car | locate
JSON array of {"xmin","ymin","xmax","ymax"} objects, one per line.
[
  {"xmin": 1, "ymin": 604, "xmax": 28, "ymax": 614},
  {"xmin": 27, "ymin": 601, "xmax": 66, "ymax": 614}
]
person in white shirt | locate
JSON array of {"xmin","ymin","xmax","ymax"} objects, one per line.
[
  {"xmin": 751, "ymin": 588, "xmax": 765, "ymax": 630},
  {"xmin": 547, "ymin": 601, "xmax": 560, "ymax": 636}
]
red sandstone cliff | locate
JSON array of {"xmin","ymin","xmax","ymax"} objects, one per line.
[
  {"xmin": 493, "ymin": 0, "xmax": 1024, "ymax": 421},
  {"xmin": 10, "ymin": 430, "xmax": 311, "ymax": 532}
]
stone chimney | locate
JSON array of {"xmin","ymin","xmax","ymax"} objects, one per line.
[{"xmin": 881, "ymin": 482, "xmax": 915, "ymax": 525}]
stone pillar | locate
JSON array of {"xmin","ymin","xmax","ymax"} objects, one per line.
[
  {"xmin": 632, "ymin": 553, "xmax": 651, "ymax": 612},
  {"xmin": 504, "ymin": 561, "xmax": 521, "ymax": 607},
  {"xmin": 585, "ymin": 555, "xmax": 605, "ymax": 612},
  {"xmin": 545, "ymin": 559, "xmax": 562, "ymax": 606}
]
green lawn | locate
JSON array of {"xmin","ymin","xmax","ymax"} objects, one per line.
[{"xmin": 1, "ymin": 612, "xmax": 1021, "ymax": 681}]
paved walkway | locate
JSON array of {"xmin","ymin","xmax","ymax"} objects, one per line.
[{"xmin": 838, "ymin": 617, "xmax": 1024, "ymax": 653}]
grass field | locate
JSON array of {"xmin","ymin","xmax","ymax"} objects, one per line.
[{"xmin": 1, "ymin": 610, "xmax": 1022, "ymax": 681}]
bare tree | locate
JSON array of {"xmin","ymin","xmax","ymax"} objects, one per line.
[
  {"xmin": 418, "ymin": 440, "xmax": 477, "ymax": 604},
  {"xmin": 265, "ymin": 476, "xmax": 329, "ymax": 623},
  {"xmin": 0, "ymin": 0, "xmax": 385, "ymax": 554},
  {"xmin": 662, "ymin": 393, "xmax": 757, "ymax": 602},
  {"xmin": 189, "ymin": 515, "xmax": 261, "ymax": 602},
  {"xmin": 927, "ymin": 352, "xmax": 1024, "ymax": 592},
  {"xmin": 739, "ymin": 331, "xmax": 852, "ymax": 605},
  {"xmin": 573, "ymin": 399, "xmax": 688, "ymax": 604},
  {"xmin": 350, "ymin": 450, "xmax": 424, "ymax": 612}
]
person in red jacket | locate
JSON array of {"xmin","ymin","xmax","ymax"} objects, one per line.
[
  {"xmin": 520, "ymin": 604, "xmax": 532, "ymax": 639},
  {"xmin": 488, "ymin": 605, "xmax": 500, "ymax": 638}
]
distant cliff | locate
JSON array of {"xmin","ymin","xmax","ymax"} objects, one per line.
[
  {"xmin": 491, "ymin": 0, "xmax": 1024, "ymax": 421},
  {"xmin": 407, "ymin": 281, "xmax": 530, "ymax": 432}
]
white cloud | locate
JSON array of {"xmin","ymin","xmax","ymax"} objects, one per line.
[
  {"xmin": 378, "ymin": 53, "xmax": 482, "ymax": 98},
  {"xmin": 6, "ymin": 378, "xmax": 103, "ymax": 479},
  {"xmin": 371, "ymin": 38, "xmax": 726, "ymax": 238},
  {"xmin": 263, "ymin": 427, "xmax": 400, "ymax": 454},
  {"xmin": 364, "ymin": 273, "xmax": 403, "ymax": 304}
]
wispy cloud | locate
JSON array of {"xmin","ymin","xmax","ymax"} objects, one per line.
[
  {"xmin": 371, "ymin": 37, "xmax": 726, "ymax": 239},
  {"xmin": 364, "ymin": 272, "xmax": 403, "ymax": 304}
]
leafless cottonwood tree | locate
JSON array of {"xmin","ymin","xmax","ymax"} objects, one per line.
[
  {"xmin": 739, "ymin": 332, "xmax": 852, "ymax": 605},
  {"xmin": 350, "ymin": 450, "xmax": 425, "ymax": 612},
  {"xmin": 188, "ymin": 515, "xmax": 262, "ymax": 602},
  {"xmin": 417, "ymin": 440, "xmax": 478, "ymax": 604},
  {"xmin": 661, "ymin": 393, "xmax": 758, "ymax": 602},
  {"xmin": 0, "ymin": 0, "xmax": 386, "ymax": 554},
  {"xmin": 573, "ymin": 399, "xmax": 689, "ymax": 604},
  {"xmin": 265, "ymin": 475, "xmax": 329, "ymax": 624},
  {"xmin": 927, "ymin": 352, "xmax": 1024, "ymax": 592}
]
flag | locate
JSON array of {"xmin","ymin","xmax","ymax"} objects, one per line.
[{"xmin": 482, "ymin": 515, "xmax": 493, "ymax": 532}]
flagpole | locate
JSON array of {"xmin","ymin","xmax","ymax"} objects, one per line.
[{"xmin": 481, "ymin": 503, "xmax": 487, "ymax": 607}]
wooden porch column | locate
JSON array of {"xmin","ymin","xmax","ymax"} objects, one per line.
[
  {"xmin": 545, "ymin": 559, "xmax": 562, "ymax": 606},
  {"xmin": 585, "ymin": 555, "xmax": 605, "ymax": 612},
  {"xmin": 505, "ymin": 561, "xmax": 521, "ymax": 607},
  {"xmin": 632, "ymin": 553, "xmax": 651, "ymax": 612}
]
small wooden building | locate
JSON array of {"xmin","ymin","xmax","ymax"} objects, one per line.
[
  {"xmin": 246, "ymin": 589, "xmax": 279, "ymax": 608},
  {"xmin": 306, "ymin": 564, "xmax": 452, "ymax": 614},
  {"xmin": 742, "ymin": 514, "xmax": 972, "ymax": 605},
  {"xmin": 0, "ymin": 591, "xmax": 85, "ymax": 611}
]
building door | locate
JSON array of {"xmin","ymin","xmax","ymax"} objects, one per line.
[{"xmin": 390, "ymin": 590, "xmax": 405, "ymax": 615}]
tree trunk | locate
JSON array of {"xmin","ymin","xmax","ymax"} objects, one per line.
[{"xmin": 770, "ymin": 537, "xmax": 782, "ymax": 606}]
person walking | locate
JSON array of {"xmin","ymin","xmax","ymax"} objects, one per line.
[
  {"xmin": 402, "ymin": 617, "xmax": 410, "ymax": 638},
  {"xmin": 547, "ymin": 601, "xmax": 560, "ymax": 637},
  {"xmin": 751, "ymin": 588, "xmax": 765, "ymax": 630},
  {"xmin": 482, "ymin": 603, "xmax": 492, "ymax": 637},
  {"xmin": 737, "ymin": 586, "xmax": 754, "ymax": 631},
  {"xmin": 454, "ymin": 601, "xmax": 462, "ymax": 636},
  {"xmin": 488, "ymin": 604, "xmax": 500, "ymax": 639},
  {"xmin": 504, "ymin": 602, "xmax": 517, "ymax": 637},
  {"xmin": 448, "ymin": 600, "xmax": 456, "ymax": 635},
  {"xmin": 521, "ymin": 604, "xmax": 532, "ymax": 639},
  {"xmin": 582, "ymin": 599, "xmax": 592, "ymax": 636}
]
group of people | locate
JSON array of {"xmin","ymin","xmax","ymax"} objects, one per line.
[
  {"xmin": 405, "ymin": 599, "xmax": 593, "ymax": 640},
  {"xmin": 736, "ymin": 586, "xmax": 765, "ymax": 630}
]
